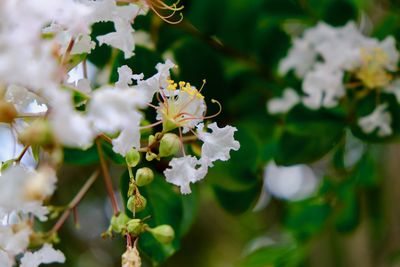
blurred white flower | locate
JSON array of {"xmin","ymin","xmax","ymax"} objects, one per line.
[
  {"xmin": 267, "ymin": 88, "xmax": 300, "ymax": 114},
  {"xmin": 358, "ymin": 103, "xmax": 392, "ymax": 137},
  {"xmin": 278, "ymin": 39, "xmax": 317, "ymax": 78},
  {"xmin": 302, "ymin": 64, "xmax": 345, "ymax": 109},
  {"xmin": 384, "ymin": 78, "xmax": 400, "ymax": 103},
  {"xmin": 0, "ymin": 165, "xmax": 57, "ymax": 221},
  {"xmin": 263, "ymin": 161, "xmax": 319, "ymax": 201},
  {"xmin": 20, "ymin": 244, "xmax": 65, "ymax": 267}
]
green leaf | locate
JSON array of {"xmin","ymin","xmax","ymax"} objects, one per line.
[
  {"xmin": 284, "ymin": 197, "xmax": 331, "ymax": 241},
  {"xmin": 237, "ymin": 244, "xmax": 300, "ymax": 267},
  {"xmin": 275, "ymin": 105, "xmax": 346, "ymax": 165},
  {"xmin": 207, "ymin": 125, "xmax": 263, "ymax": 214},
  {"xmin": 63, "ymin": 145, "xmax": 99, "ymax": 165},
  {"xmin": 101, "ymin": 141, "xmax": 125, "ymax": 165},
  {"xmin": 334, "ymin": 182, "xmax": 360, "ymax": 233},
  {"xmin": 87, "ymin": 22, "xmax": 114, "ymax": 68}
]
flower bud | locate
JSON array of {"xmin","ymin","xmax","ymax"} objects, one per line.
[
  {"xmin": 19, "ymin": 119, "xmax": 53, "ymax": 146},
  {"xmin": 135, "ymin": 167, "xmax": 154, "ymax": 187},
  {"xmin": 121, "ymin": 245, "xmax": 141, "ymax": 267},
  {"xmin": 162, "ymin": 118, "xmax": 178, "ymax": 132},
  {"xmin": 110, "ymin": 213, "xmax": 130, "ymax": 233},
  {"xmin": 145, "ymin": 151, "xmax": 158, "ymax": 161},
  {"xmin": 125, "ymin": 148, "xmax": 140, "ymax": 168},
  {"xmin": 148, "ymin": 225, "xmax": 175, "ymax": 244},
  {"xmin": 0, "ymin": 99, "xmax": 17, "ymax": 124},
  {"xmin": 126, "ymin": 219, "xmax": 143, "ymax": 236},
  {"xmin": 159, "ymin": 133, "xmax": 180, "ymax": 157},
  {"xmin": 127, "ymin": 195, "xmax": 147, "ymax": 213}
]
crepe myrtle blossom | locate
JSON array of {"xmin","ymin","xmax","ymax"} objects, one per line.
[
  {"xmin": 278, "ymin": 21, "xmax": 400, "ymax": 111},
  {"xmin": 163, "ymin": 123, "xmax": 240, "ymax": 194},
  {"xmin": 0, "ymin": 223, "xmax": 65, "ymax": 267},
  {"xmin": 0, "ymin": 165, "xmax": 57, "ymax": 221},
  {"xmin": 263, "ymin": 161, "xmax": 319, "ymax": 201},
  {"xmin": 358, "ymin": 103, "xmax": 393, "ymax": 137},
  {"xmin": 164, "ymin": 156, "xmax": 207, "ymax": 194},
  {"xmin": 197, "ymin": 122, "xmax": 240, "ymax": 167},
  {"xmin": 267, "ymin": 88, "xmax": 300, "ymax": 114},
  {"xmin": 302, "ymin": 64, "xmax": 345, "ymax": 109}
]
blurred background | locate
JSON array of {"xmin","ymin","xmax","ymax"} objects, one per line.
[{"xmin": 4, "ymin": 0, "xmax": 400, "ymax": 266}]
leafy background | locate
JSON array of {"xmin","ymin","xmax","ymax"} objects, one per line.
[{"xmin": 47, "ymin": 0, "xmax": 400, "ymax": 266}]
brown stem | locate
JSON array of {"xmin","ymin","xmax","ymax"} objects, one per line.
[
  {"xmin": 50, "ymin": 170, "xmax": 99, "ymax": 234},
  {"xmin": 15, "ymin": 145, "xmax": 30, "ymax": 163},
  {"xmin": 61, "ymin": 38, "xmax": 75, "ymax": 67},
  {"xmin": 96, "ymin": 139, "xmax": 120, "ymax": 215},
  {"xmin": 82, "ymin": 58, "xmax": 88, "ymax": 79},
  {"xmin": 171, "ymin": 20, "xmax": 273, "ymax": 80}
]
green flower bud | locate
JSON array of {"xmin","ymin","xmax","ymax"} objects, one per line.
[
  {"xmin": 135, "ymin": 167, "xmax": 154, "ymax": 186},
  {"xmin": 110, "ymin": 213, "xmax": 130, "ymax": 233},
  {"xmin": 148, "ymin": 225, "xmax": 175, "ymax": 244},
  {"xmin": 127, "ymin": 195, "xmax": 147, "ymax": 213},
  {"xmin": 162, "ymin": 118, "xmax": 178, "ymax": 132},
  {"xmin": 145, "ymin": 151, "xmax": 158, "ymax": 161},
  {"xmin": 127, "ymin": 219, "xmax": 144, "ymax": 236},
  {"xmin": 125, "ymin": 148, "xmax": 140, "ymax": 168},
  {"xmin": 159, "ymin": 133, "xmax": 180, "ymax": 157},
  {"xmin": 0, "ymin": 99, "xmax": 17, "ymax": 124},
  {"xmin": 19, "ymin": 119, "xmax": 53, "ymax": 146}
]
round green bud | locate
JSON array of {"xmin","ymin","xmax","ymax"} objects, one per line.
[
  {"xmin": 135, "ymin": 167, "xmax": 154, "ymax": 187},
  {"xmin": 19, "ymin": 119, "xmax": 53, "ymax": 146},
  {"xmin": 127, "ymin": 195, "xmax": 147, "ymax": 213},
  {"xmin": 149, "ymin": 225, "xmax": 175, "ymax": 244},
  {"xmin": 159, "ymin": 133, "xmax": 180, "ymax": 157},
  {"xmin": 110, "ymin": 213, "xmax": 130, "ymax": 233},
  {"xmin": 127, "ymin": 219, "xmax": 143, "ymax": 236},
  {"xmin": 0, "ymin": 99, "xmax": 17, "ymax": 124},
  {"xmin": 125, "ymin": 148, "xmax": 140, "ymax": 168}
]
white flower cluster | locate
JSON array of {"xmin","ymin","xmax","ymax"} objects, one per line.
[
  {"xmin": 0, "ymin": 166, "xmax": 64, "ymax": 267},
  {"xmin": 0, "ymin": 0, "xmax": 240, "ymax": 265},
  {"xmin": 269, "ymin": 21, "xmax": 400, "ymax": 137}
]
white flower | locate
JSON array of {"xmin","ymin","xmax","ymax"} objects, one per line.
[
  {"xmin": 384, "ymin": 78, "xmax": 400, "ymax": 103},
  {"xmin": 71, "ymin": 34, "xmax": 96, "ymax": 55},
  {"xmin": 88, "ymin": 0, "xmax": 145, "ymax": 59},
  {"xmin": 197, "ymin": 123, "xmax": 240, "ymax": 167},
  {"xmin": 87, "ymin": 87, "xmax": 145, "ymax": 134},
  {"xmin": 47, "ymin": 89, "xmax": 95, "ymax": 149},
  {"xmin": 0, "ymin": 223, "xmax": 31, "ymax": 257},
  {"xmin": 115, "ymin": 65, "xmax": 143, "ymax": 89},
  {"xmin": 263, "ymin": 161, "xmax": 319, "ymax": 200},
  {"xmin": 111, "ymin": 118, "xmax": 142, "ymax": 156},
  {"xmin": 0, "ymin": 165, "xmax": 57, "ymax": 221},
  {"xmin": 302, "ymin": 64, "xmax": 345, "ymax": 109},
  {"xmin": 97, "ymin": 18, "xmax": 136, "ymax": 59},
  {"xmin": 0, "ymin": 250, "xmax": 12, "ymax": 267},
  {"xmin": 156, "ymin": 81, "xmax": 206, "ymax": 133},
  {"xmin": 358, "ymin": 103, "xmax": 392, "ymax": 137},
  {"xmin": 278, "ymin": 39, "xmax": 317, "ymax": 78},
  {"xmin": 135, "ymin": 59, "xmax": 176, "ymax": 102},
  {"xmin": 164, "ymin": 156, "xmax": 207, "ymax": 194},
  {"xmin": 5, "ymin": 85, "xmax": 45, "ymax": 113},
  {"xmin": 20, "ymin": 244, "xmax": 65, "ymax": 267},
  {"xmin": 267, "ymin": 88, "xmax": 300, "ymax": 114}
]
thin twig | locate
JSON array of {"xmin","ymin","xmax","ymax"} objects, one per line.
[
  {"xmin": 50, "ymin": 170, "xmax": 99, "ymax": 234},
  {"xmin": 96, "ymin": 139, "xmax": 120, "ymax": 215},
  {"xmin": 15, "ymin": 145, "xmax": 30, "ymax": 163},
  {"xmin": 171, "ymin": 20, "xmax": 273, "ymax": 80}
]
